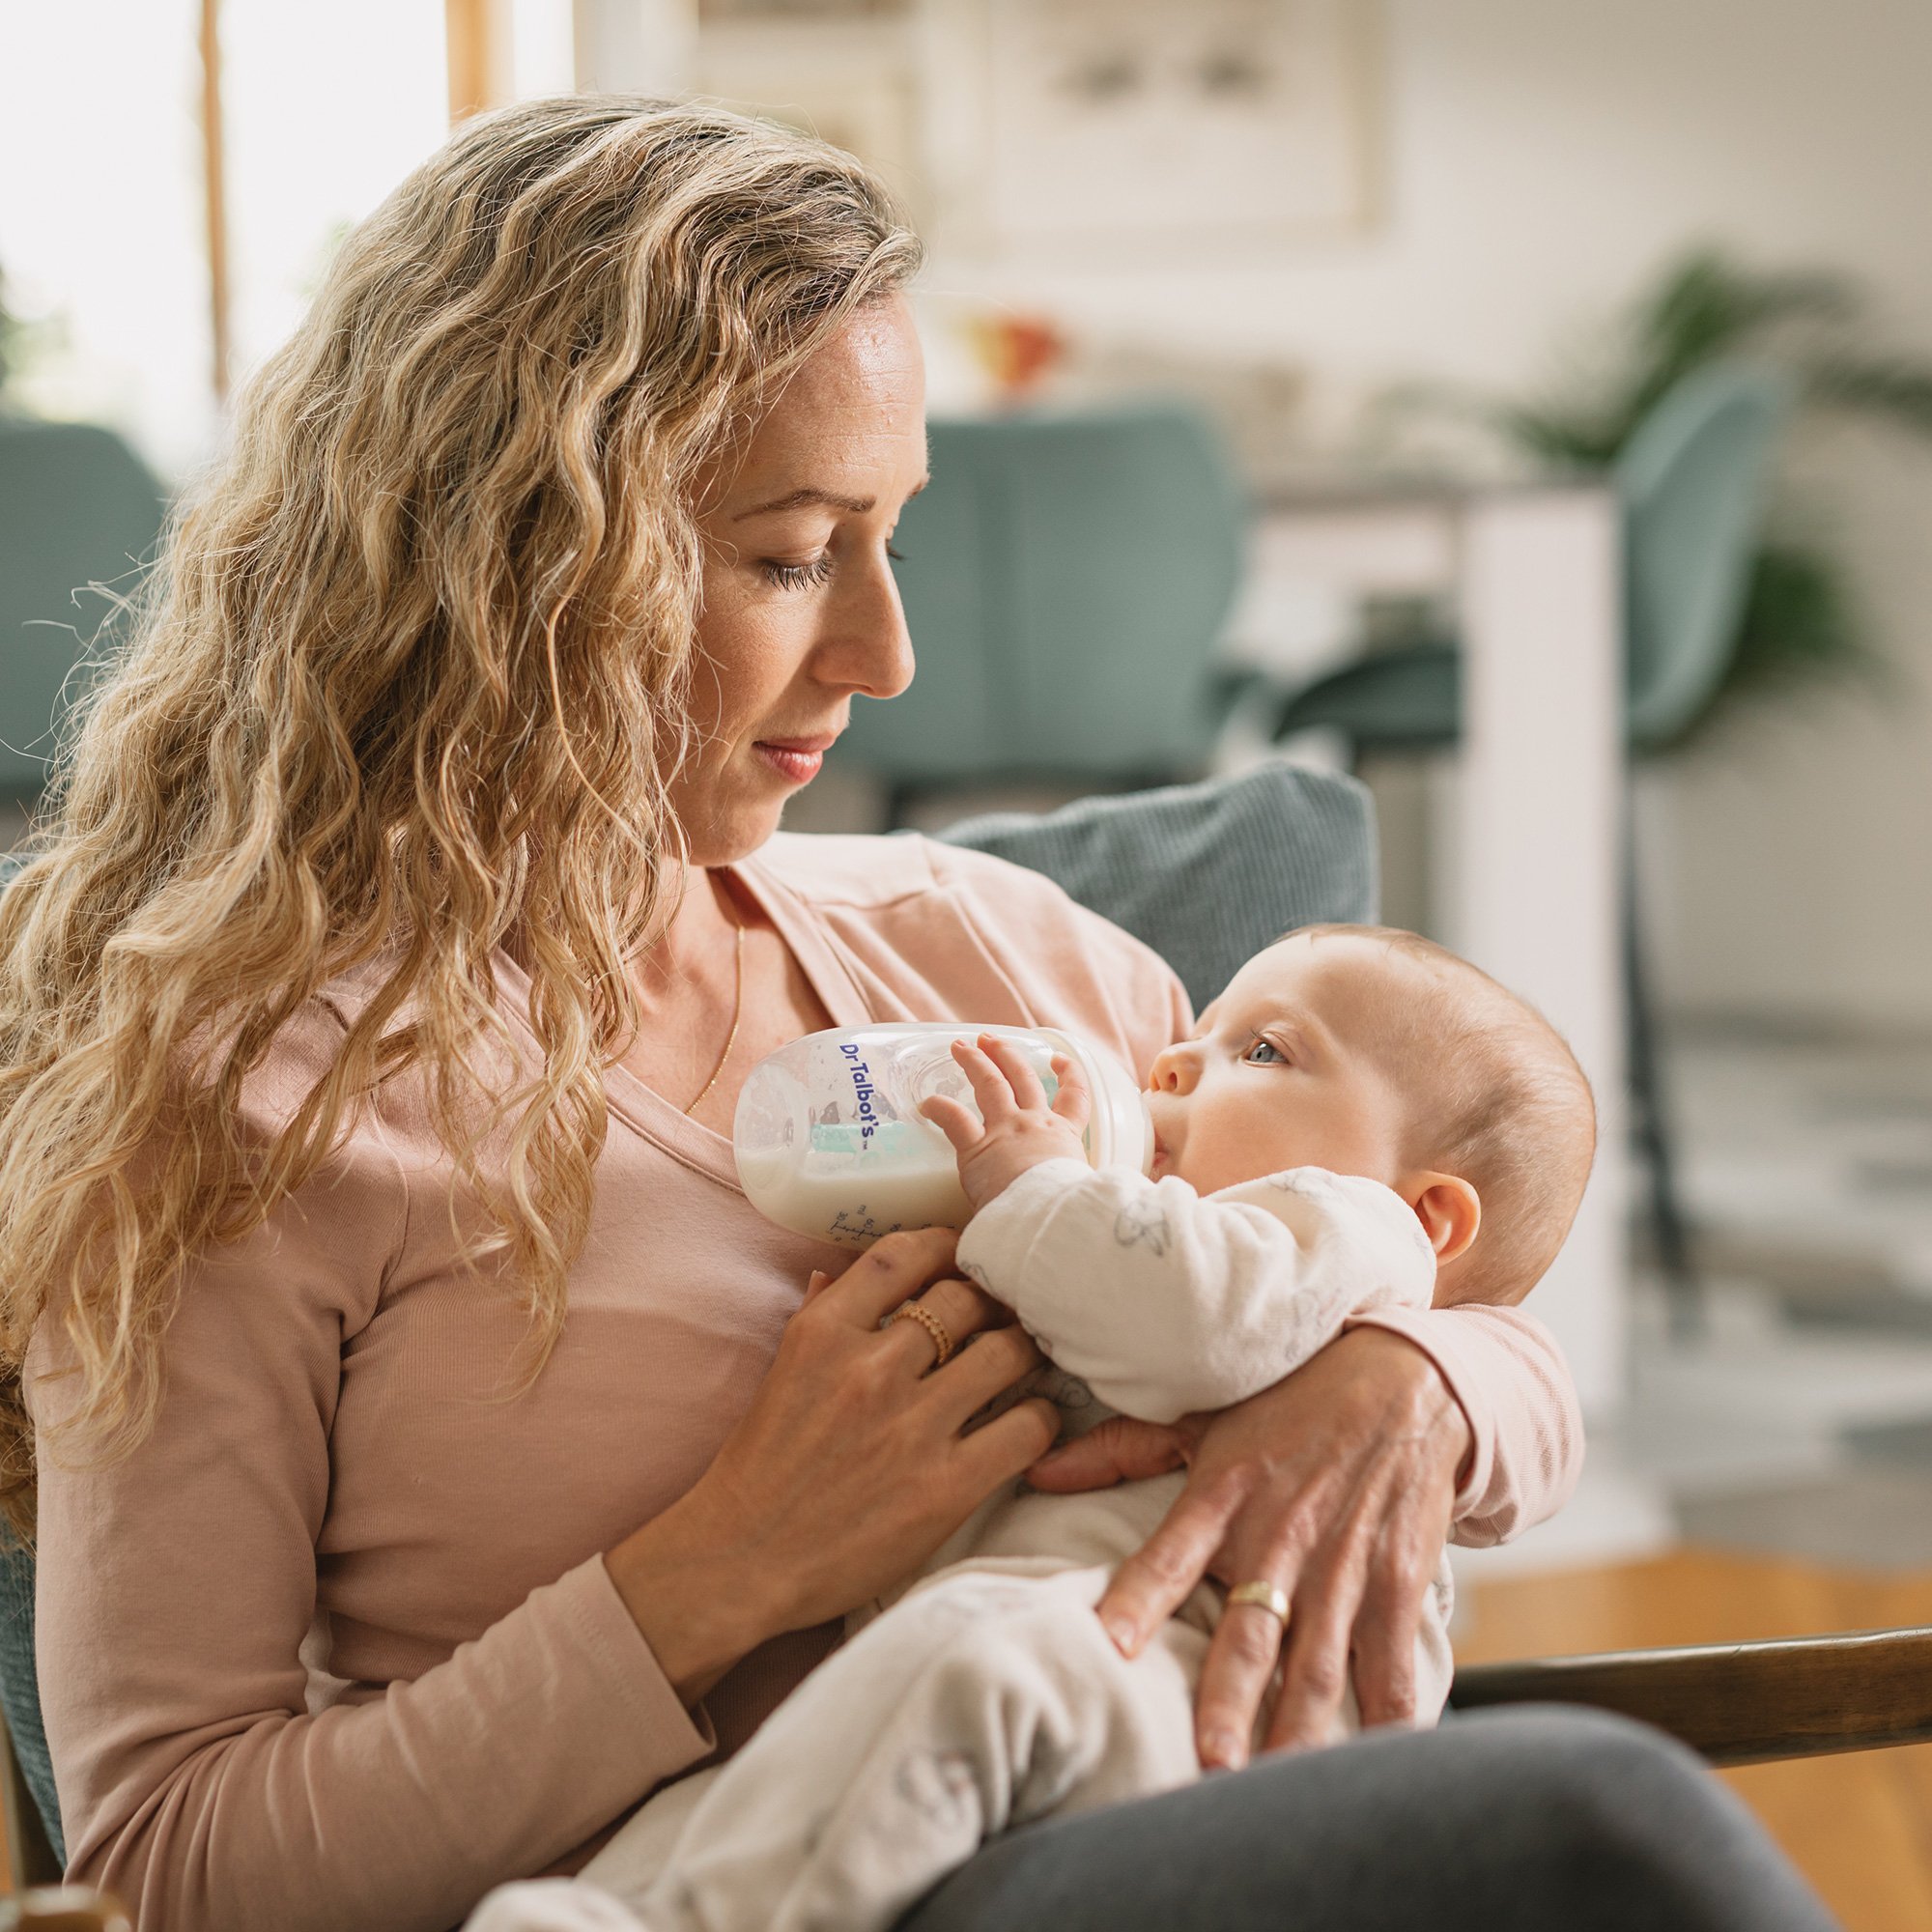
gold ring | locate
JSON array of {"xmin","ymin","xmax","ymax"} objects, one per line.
[
  {"xmin": 1228, "ymin": 1580, "xmax": 1291, "ymax": 1627},
  {"xmin": 885, "ymin": 1297, "xmax": 954, "ymax": 1369}
]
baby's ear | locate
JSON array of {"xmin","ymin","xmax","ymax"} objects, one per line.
[{"xmin": 1403, "ymin": 1171, "xmax": 1481, "ymax": 1267}]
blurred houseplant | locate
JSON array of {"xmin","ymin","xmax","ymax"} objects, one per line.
[
  {"xmin": 0, "ymin": 269, "xmax": 27, "ymax": 403},
  {"xmin": 1396, "ymin": 248, "xmax": 1932, "ymax": 742},
  {"xmin": 0, "ymin": 265, "xmax": 66, "ymax": 413}
]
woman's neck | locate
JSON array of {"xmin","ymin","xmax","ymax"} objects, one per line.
[
  {"xmin": 603, "ymin": 852, "xmax": 838, "ymax": 1126},
  {"xmin": 630, "ymin": 864, "xmax": 745, "ymax": 1007}
]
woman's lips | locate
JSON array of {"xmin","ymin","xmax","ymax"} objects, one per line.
[{"xmin": 754, "ymin": 737, "xmax": 834, "ymax": 784}]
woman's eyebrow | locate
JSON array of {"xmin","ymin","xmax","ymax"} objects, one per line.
[
  {"xmin": 732, "ymin": 486, "xmax": 874, "ymax": 520},
  {"xmin": 732, "ymin": 474, "xmax": 930, "ymax": 521}
]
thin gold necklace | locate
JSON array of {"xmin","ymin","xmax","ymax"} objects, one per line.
[{"xmin": 682, "ymin": 917, "xmax": 746, "ymax": 1117}]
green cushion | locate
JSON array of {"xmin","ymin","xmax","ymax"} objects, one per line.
[
  {"xmin": 936, "ymin": 759, "xmax": 1378, "ymax": 1012},
  {"xmin": 0, "ymin": 1535, "xmax": 56, "ymax": 1864}
]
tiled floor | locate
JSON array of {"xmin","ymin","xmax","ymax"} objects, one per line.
[{"xmin": 1611, "ymin": 1026, "xmax": 1932, "ymax": 1570}]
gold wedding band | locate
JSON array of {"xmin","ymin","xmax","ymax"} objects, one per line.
[
  {"xmin": 1228, "ymin": 1580, "xmax": 1291, "ymax": 1627},
  {"xmin": 885, "ymin": 1297, "xmax": 954, "ymax": 1369}
]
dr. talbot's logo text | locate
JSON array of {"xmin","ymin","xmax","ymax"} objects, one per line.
[{"xmin": 839, "ymin": 1041, "xmax": 882, "ymax": 1142}]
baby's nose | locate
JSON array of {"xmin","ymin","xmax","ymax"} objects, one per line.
[{"xmin": 1149, "ymin": 1048, "xmax": 1192, "ymax": 1093}]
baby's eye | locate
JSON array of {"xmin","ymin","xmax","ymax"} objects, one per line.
[{"xmin": 1242, "ymin": 1036, "xmax": 1287, "ymax": 1065}]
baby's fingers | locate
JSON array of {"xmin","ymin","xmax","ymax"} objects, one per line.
[
  {"xmin": 977, "ymin": 1034, "xmax": 1052, "ymax": 1112},
  {"xmin": 1048, "ymin": 1052, "xmax": 1092, "ymax": 1132},
  {"xmin": 920, "ymin": 1094, "xmax": 982, "ymax": 1152},
  {"xmin": 950, "ymin": 1037, "xmax": 1023, "ymax": 1123}
]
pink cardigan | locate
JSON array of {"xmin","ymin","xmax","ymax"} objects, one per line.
[{"xmin": 31, "ymin": 833, "xmax": 1582, "ymax": 1932}]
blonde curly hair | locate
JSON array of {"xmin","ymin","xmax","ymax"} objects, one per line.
[{"xmin": 0, "ymin": 96, "xmax": 923, "ymax": 1540}]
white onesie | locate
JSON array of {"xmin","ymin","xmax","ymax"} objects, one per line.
[{"xmin": 467, "ymin": 1160, "xmax": 1449, "ymax": 1932}]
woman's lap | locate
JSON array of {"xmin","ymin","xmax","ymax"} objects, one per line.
[{"xmin": 895, "ymin": 1706, "xmax": 1838, "ymax": 1932}]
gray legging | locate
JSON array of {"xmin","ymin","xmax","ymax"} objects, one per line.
[{"xmin": 897, "ymin": 1706, "xmax": 1839, "ymax": 1932}]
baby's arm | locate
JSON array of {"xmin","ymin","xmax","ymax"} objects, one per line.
[
  {"xmin": 925, "ymin": 1038, "xmax": 1435, "ymax": 1425},
  {"xmin": 959, "ymin": 1161, "xmax": 1435, "ymax": 1424}
]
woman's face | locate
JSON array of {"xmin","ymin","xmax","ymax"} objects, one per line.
[{"xmin": 672, "ymin": 296, "xmax": 928, "ymax": 866}]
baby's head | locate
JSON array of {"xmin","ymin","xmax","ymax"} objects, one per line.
[{"xmin": 1146, "ymin": 925, "xmax": 1596, "ymax": 1305}]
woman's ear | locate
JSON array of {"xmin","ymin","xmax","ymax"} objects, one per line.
[{"xmin": 1401, "ymin": 1171, "xmax": 1481, "ymax": 1266}]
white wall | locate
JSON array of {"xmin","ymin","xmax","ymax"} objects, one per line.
[{"xmin": 925, "ymin": 0, "xmax": 1932, "ymax": 1032}]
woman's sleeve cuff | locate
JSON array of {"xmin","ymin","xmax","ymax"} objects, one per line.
[{"xmin": 1345, "ymin": 1303, "xmax": 1583, "ymax": 1545}]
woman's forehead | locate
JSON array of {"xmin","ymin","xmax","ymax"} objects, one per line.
[{"xmin": 729, "ymin": 301, "xmax": 926, "ymax": 490}]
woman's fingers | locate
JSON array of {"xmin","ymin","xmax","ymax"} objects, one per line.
[
  {"xmin": 953, "ymin": 1393, "xmax": 1062, "ymax": 1491},
  {"xmin": 1341, "ymin": 1548, "xmax": 1424, "ymax": 1735},
  {"xmin": 1264, "ymin": 1534, "xmax": 1375, "ymax": 1753},
  {"xmin": 1194, "ymin": 1591, "xmax": 1293, "ymax": 1770},
  {"xmin": 923, "ymin": 1322, "xmax": 1044, "ymax": 1426},
  {"xmin": 1093, "ymin": 1480, "xmax": 1238, "ymax": 1659},
  {"xmin": 880, "ymin": 1276, "xmax": 1010, "ymax": 1375},
  {"xmin": 816, "ymin": 1226, "xmax": 962, "ymax": 1328}
]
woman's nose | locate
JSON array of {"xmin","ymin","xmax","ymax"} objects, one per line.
[{"xmin": 817, "ymin": 550, "xmax": 915, "ymax": 700}]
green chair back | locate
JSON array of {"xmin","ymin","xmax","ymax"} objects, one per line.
[
  {"xmin": 1272, "ymin": 361, "xmax": 1796, "ymax": 756},
  {"xmin": 1616, "ymin": 363, "xmax": 1795, "ymax": 748},
  {"xmin": 0, "ymin": 417, "xmax": 167, "ymax": 802},
  {"xmin": 839, "ymin": 402, "xmax": 1247, "ymax": 786}
]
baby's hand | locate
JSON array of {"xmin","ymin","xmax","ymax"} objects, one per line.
[{"xmin": 921, "ymin": 1035, "xmax": 1091, "ymax": 1213}]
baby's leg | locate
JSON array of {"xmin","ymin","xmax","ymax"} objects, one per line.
[{"xmin": 585, "ymin": 1564, "xmax": 1205, "ymax": 1932}]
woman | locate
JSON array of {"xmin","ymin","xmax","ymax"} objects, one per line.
[{"xmin": 0, "ymin": 99, "xmax": 1833, "ymax": 1932}]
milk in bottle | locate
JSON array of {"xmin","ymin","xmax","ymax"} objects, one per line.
[{"xmin": 733, "ymin": 1023, "xmax": 1152, "ymax": 1247}]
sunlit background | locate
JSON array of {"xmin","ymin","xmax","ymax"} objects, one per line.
[{"xmin": 5, "ymin": 4, "xmax": 1932, "ymax": 1921}]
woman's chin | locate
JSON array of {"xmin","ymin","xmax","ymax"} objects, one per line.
[{"xmin": 675, "ymin": 792, "xmax": 791, "ymax": 868}]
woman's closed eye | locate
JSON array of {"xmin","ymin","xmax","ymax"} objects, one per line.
[
  {"xmin": 760, "ymin": 543, "xmax": 907, "ymax": 592},
  {"xmin": 761, "ymin": 554, "xmax": 836, "ymax": 591}
]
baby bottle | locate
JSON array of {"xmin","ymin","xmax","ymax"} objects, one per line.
[{"xmin": 733, "ymin": 1023, "xmax": 1153, "ymax": 1247}]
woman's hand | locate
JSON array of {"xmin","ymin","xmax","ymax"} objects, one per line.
[
  {"xmin": 606, "ymin": 1227, "xmax": 1059, "ymax": 1702},
  {"xmin": 1025, "ymin": 1325, "xmax": 1469, "ymax": 1770}
]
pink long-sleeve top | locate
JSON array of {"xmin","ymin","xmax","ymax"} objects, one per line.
[{"xmin": 32, "ymin": 832, "xmax": 1583, "ymax": 1932}]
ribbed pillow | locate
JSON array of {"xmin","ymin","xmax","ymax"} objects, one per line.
[{"xmin": 935, "ymin": 759, "xmax": 1379, "ymax": 1012}]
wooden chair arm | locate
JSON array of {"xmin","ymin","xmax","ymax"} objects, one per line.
[
  {"xmin": 0, "ymin": 1891, "xmax": 130, "ymax": 1932},
  {"xmin": 1450, "ymin": 1624, "xmax": 1932, "ymax": 1766}
]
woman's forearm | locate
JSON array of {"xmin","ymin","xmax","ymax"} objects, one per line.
[
  {"xmin": 1348, "ymin": 1300, "xmax": 1584, "ymax": 1543},
  {"xmin": 55, "ymin": 1556, "xmax": 711, "ymax": 1932},
  {"xmin": 604, "ymin": 1498, "xmax": 796, "ymax": 1704}
]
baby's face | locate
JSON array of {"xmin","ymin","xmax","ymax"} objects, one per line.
[{"xmin": 1146, "ymin": 934, "xmax": 1416, "ymax": 1198}]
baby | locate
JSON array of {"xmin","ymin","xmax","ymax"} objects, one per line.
[{"xmin": 470, "ymin": 923, "xmax": 1596, "ymax": 1932}]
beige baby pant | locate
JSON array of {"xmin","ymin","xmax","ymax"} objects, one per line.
[{"xmin": 593, "ymin": 1559, "xmax": 1204, "ymax": 1932}]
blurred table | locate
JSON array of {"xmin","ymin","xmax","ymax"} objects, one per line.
[{"xmin": 1235, "ymin": 478, "xmax": 1626, "ymax": 1418}]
